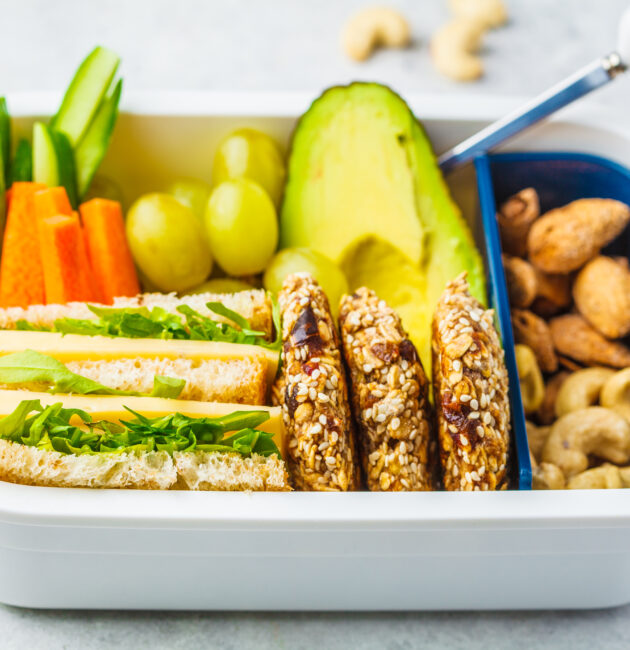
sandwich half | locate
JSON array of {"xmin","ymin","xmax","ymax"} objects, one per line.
[
  {"xmin": 0, "ymin": 391, "xmax": 289, "ymax": 490},
  {"xmin": 0, "ymin": 289, "xmax": 279, "ymax": 405}
]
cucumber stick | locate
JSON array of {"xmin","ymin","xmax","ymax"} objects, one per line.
[
  {"xmin": 75, "ymin": 78, "xmax": 122, "ymax": 198},
  {"xmin": 0, "ymin": 97, "xmax": 10, "ymax": 187},
  {"xmin": 51, "ymin": 46, "xmax": 120, "ymax": 147},
  {"xmin": 11, "ymin": 139, "xmax": 32, "ymax": 183},
  {"xmin": 32, "ymin": 122, "xmax": 78, "ymax": 207}
]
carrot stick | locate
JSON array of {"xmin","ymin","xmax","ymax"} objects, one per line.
[
  {"xmin": 73, "ymin": 210, "xmax": 101, "ymax": 303},
  {"xmin": 39, "ymin": 214, "xmax": 94, "ymax": 304},
  {"xmin": 79, "ymin": 198, "xmax": 139, "ymax": 304},
  {"xmin": 0, "ymin": 182, "xmax": 46, "ymax": 307},
  {"xmin": 33, "ymin": 186, "xmax": 72, "ymax": 221}
]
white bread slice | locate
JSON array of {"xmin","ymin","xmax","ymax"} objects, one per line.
[
  {"xmin": 0, "ymin": 440, "xmax": 290, "ymax": 490},
  {"xmin": 0, "ymin": 330, "xmax": 279, "ymax": 396},
  {"xmin": 0, "ymin": 289, "xmax": 273, "ymax": 336},
  {"xmin": 0, "ymin": 390, "xmax": 286, "ymax": 455},
  {"xmin": 4, "ymin": 356, "xmax": 268, "ymax": 406}
]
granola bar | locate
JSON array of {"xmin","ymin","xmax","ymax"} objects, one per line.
[
  {"xmin": 273, "ymin": 273, "xmax": 359, "ymax": 491},
  {"xmin": 339, "ymin": 288, "xmax": 433, "ymax": 491},
  {"xmin": 432, "ymin": 273, "xmax": 511, "ymax": 491}
]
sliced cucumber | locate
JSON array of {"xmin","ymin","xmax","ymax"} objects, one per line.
[
  {"xmin": 51, "ymin": 46, "xmax": 120, "ymax": 147},
  {"xmin": 0, "ymin": 97, "xmax": 10, "ymax": 187},
  {"xmin": 32, "ymin": 122, "xmax": 78, "ymax": 207},
  {"xmin": 11, "ymin": 139, "xmax": 32, "ymax": 183},
  {"xmin": 75, "ymin": 78, "xmax": 122, "ymax": 198}
]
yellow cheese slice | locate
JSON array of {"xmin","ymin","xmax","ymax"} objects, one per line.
[
  {"xmin": 0, "ymin": 390, "xmax": 286, "ymax": 455},
  {"xmin": 0, "ymin": 331, "xmax": 279, "ymax": 384}
]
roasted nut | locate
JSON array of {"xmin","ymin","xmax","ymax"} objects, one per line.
[
  {"xmin": 526, "ymin": 420, "xmax": 551, "ymax": 462},
  {"xmin": 557, "ymin": 355, "xmax": 584, "ymax": 373},
  {"xmin": 511, "ymin": 309, "xmax": 557, "ymax": 373},
  {"xmin": 497, "ymin": 188, "xmax": 540, "ymax": 257},
  {"xmin": 620, "ymin": 466, "xmax": 630, "ymax": 488},
  {"xmin": 531, "ymin": 268, "xmax": 571, "ymax": 317},
  {"xmin": 449, "ymin": 0, "xmax": 508, "ymax": 28},
  {"xmin": 550, "ymin": 314, "xmax": 630, "ymax": 368},
  {"xmin": 536, "ymin": 371, "xmax": 569, "ymax": 425},
  {"xmin": 431, "ymin": 20, "xmax": 486, "ymax": 82},
  {"xmin": 573, "ymin": 256, "xmax": 630, "ymax": 339},
  {"xmin": 527, "ymin": 198, "xmax": 630, "ymax": 273},
  {"xmin": 566, "ymin": 464, "xmax": 623, "ymax": 490},
  {"xmin": 503, "ymin": 254, "xmax": 537, "ymax": 308},
  {"xmin": 342, "ymin": 7, "xmax": 411, "ymax": 61},
  {"xmin": 532, "ymin": 462, "xmax": 565, "ymax": 490},
  {"xmin": 600, "ymin": 367, "xmax": 630, "ymax": 420},
  {"xmin": 515, "ymin": 344, "xmax": 544, "ymax": 414},
  {"xmin": 542, "ymin": 407, "xmax": 630, "ymax": 477},
  {"xmin": 554, "ymin": 367, "xmax": 615, "ymax": 417}
]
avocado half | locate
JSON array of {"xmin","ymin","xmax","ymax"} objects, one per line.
[{"xmin": 280, "ymin": 82, "xmax": 485, "ymax": 369}]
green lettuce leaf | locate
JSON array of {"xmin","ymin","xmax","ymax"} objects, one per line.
[
  {"xmin": 0, "ymin": 350, "xmax": 186, "ymax": 399},
  {"xmin": 0, "ymin": 399, "xmax": 279, "ymax": 458},
  {"xmin": 15, "ymin": 298, "xmax": 282, "ymax": 352}
]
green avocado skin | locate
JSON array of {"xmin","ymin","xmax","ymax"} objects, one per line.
[{"xmin": 280, "ymin": 82, "xmax": 486, "ymax": 367}]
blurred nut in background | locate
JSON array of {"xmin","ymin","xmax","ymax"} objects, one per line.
[
  {"xmin": 531, "ymin": 268, "xmax": 571, "ymax": 317},
  {"xmin": 554, "ymin": 367, "xmax": 614, "ymax": 418},
  {"xmin": 527, "ymin": 198, "xmax": 630, "ymax": 273},
  {"xmin": 497, "ymin": 188, "xmax": 539, "ymax": 258},
  {"xmin": 536, "ymin": 370, "xmax": 569, "ymax": 425},
  {"xmin": 342, "ymin": 7, "xmax": 411, "ymax": 61},
  {"xmin": 567, "ymin": 464, "xmax": 623, "ymax": 490},
  {"xmin": 430, "ymin": 19, "xmax": 485, "ymax": 81},
  {"xmin": 515, "ymin": 344, "xmax": 544, "ymax": 414},
  {"xmin": 502, "ymin": 254, "xmax": 537, "ymax": 308},
  {"xmin": 573, "ymin": 256, "xmax": 630, "ymax": 339},
  {"xmin": 511, "ymin": 308, "xmax": 557, "ymax": 373},
  {"xmin": 449, "ymin": 0, "xmax": 508, "ymax": 28},
  {"xmin": 550, "ymin": 314, "xmax": 630, "ymax": 368}
]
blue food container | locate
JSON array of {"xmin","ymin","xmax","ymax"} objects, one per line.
[{"xmin": 475, "ymin": 151, "xmax": 630, "ymax": 491}]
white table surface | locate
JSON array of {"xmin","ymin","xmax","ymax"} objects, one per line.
[{"xmin": 2, "ymin": 0, "xmax": 630, "ymax": 647}]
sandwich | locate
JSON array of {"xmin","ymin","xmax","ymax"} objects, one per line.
[
  {"xmin": 0, "ymin": 289, "xmax": 290, "ymax": 490},
  {"xmin": 0, "ymin": 289, "xmax": 279, "ymax": 405}
]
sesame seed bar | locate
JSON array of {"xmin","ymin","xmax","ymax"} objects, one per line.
[
  {"xmin": 273, "ymin": 273, "xmax": 359, "ymax": 491},
  {"xmin": 432, "ymin": 273, "xmax": 511, "ymax": 491},
  {"xmin": 339, "ymin": 288, "xmax": 434, "ymax": 491}
]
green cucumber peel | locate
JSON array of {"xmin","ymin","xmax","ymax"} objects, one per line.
[
  {"xmin": 51, "ymin": 46, "xmax": 120, "ymax": 147},
  {"xmin": 11, "ymin": 139, "xmax": 32, "ymax": 183},
  {"xmin": 0, "ymin": 349, "xmax": 185, "ymax": 399},
  {"xmin": 0, "ymin": 97, "xmax": 10, "ymax": 187},
  {"xmin": 75, "ymin": 78, "xmax": 122, "ymax": 199},
  {"xmin": 0, "ymin": 399, "xmax": 278, "ymax": 458}
]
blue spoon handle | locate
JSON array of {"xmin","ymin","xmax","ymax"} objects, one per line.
[{"xmin": 438, "ymin": 52, "xmax": 626, "ymax": 174}]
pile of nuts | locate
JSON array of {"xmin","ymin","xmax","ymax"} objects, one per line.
[{"xmin": 498, "ymin": 187, "xmax": 630, "ymax": 489}]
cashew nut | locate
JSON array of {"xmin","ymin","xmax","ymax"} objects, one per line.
[
  {"xmin": 431, "ymin": 20, "xmax": 485, "ymax": 82},
  {"xmin": 566, "ymin": 464, "xmax": 623, "ymax": 490},
  {"xmin": 554, "ymin": 367, "xmax": 615, "ymax": 418},
  {"xmin": 542, "ymin": 407, "xmax": 630, "ymax": 478},
  {"xmin": 600, "ymin": 367, "xmax": 630, "ymax": 414},
  {"xmin": 532, "ymin": 462, "xmax": 565, "ymax": 490},
  {"xmin": 526, "ymin": 420, "xmax": 551, "ymax": 462},
  {"xmin": 536, "ymin": 371, "xmax": 570, "ymax": 425},
  {"xmin": 515, "ymin": 344, "xmax": 544, "ymax": 414},
  {"xmin": 449, "ymin": 0, "xmax": 508, "ymax": 29},
  {"xmin": 342, "ymin": 7, "xmax": 411, "ymax": 62},
  {"xmin": 620, "ymin": 466, "xmax": 630, "ymax": 488}
]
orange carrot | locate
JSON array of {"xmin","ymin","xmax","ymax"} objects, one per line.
[
  {"xmin": 79, "ymin": 198, "xmax": 140, "ymax": 304},
  {"xmin": 73, "ymin": 210, "xmax": 101, "ymax": 303},
  {"xmin": 0, "ymin": 182, "xmax": 46, "ymax": 307},
  {"xmin": 33, "ymin": 186, "xmax": 72, "ymax": 221},
  {"xmin": 39, "ymin": 214, "xmax": 95, "ymax": 304}
]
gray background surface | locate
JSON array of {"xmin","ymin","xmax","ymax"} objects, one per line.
[{"xmin": 1, "ymin": 0, "xmax": 630, "ymax": 648}]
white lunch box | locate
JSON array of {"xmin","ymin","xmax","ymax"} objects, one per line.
[{"xmin": 1, "ymin": 92, "xmax": 629, "ymax": 610}]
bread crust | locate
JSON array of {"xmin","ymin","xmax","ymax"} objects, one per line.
[{"xmin": 0, "ymin": 440, "xmax": 290, "ymax": 491}]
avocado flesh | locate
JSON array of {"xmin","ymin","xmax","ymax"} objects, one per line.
[{"xmin": 281, "ymin": 83, "xmax": 485, "ymax": 369}]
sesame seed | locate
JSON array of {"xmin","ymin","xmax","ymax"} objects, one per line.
[
  {"xmin": 471, "ymin": 471, "xmax": 480, "ymax": 481},
  {"xmin": 460, "ymin": 435, "xmax": 469, "ymax": 446},
  {"xmin": 330, "ymin": 374, "xmax": 338, "ymax": 387},
  {"xmin": 476, "ymin": 425, "xmax": 484, "ymax": 437},
  {"xmin": 299, "ymin": 297, "xmax": 309, "ymax": 306},
  {"xmin": 483, "ymin": 412, "xmax": 492, "ymax": 424},
  {"xmin": 401, "ymin": 360, "xmax": 409, "ymax": 371},
  {"xmin": 330, "ymin": 431, "xmax": 339, "ymax": 443},
  {"xmin": 363, "ymin": 364, "xmax": 373, "ymax": 374},
  {"xmin": 325, "ymin": 456, "xmax": 336, "ymax": 467},
  {"xmin": 318, "ymin": 392, "xmax": 329, "ymax": 402},
  {"xmin": 375, "ymin": 413, "xmax": 387, "ymax": 423},
  {"xmin": 399, "ymin": 441, "xmax": 406, "ymax": 454},
  {"xmin": 449, "ymin": 424, "xmax": 458, "ymax": 433},
  {"xmin": 469, "ymin": 411, "xmax": 480, "ymax": 419},
  {"xmin": 391, "ymin": 417, "xmax": 401, "ymax": 431},
  {"xmin": 308, "ymin": 388, "xmax": 317, "ymax": 401},
  {"xmin": 460, "ymin": 394, "xmax": 471, "ymax": 403},
  {"xmin": 311, "ymin": 423, "xmax": 322, "ymax": 434},
  {"xmin": 311, "ymin": 369, "xmax": 320, "ymax": 380},
  {"xmin": 452, "ymin": 359, "xmax": 462, "ymax": 372},
  {"xmin": 470, "ymin": 399, "xmax": 479, "ymax": 410},
  {"xmin": 318, "ymin": 415, "xmax": 327, "ymax": 425}
]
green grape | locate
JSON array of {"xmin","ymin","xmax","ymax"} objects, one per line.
[
  {"xmin": 263, "ymin": 247, "xmax": 348, "ymax": 317},
  {"xmin": 212, "ymin": 128, "xmax": 286, "ymax": 205},
  {"xmin": 183, "ymin": 278, "xmax": 253, "ymax": 295},
  {"xmin": 127, "ymin": 193, "xmax": 212, "ymax": 292},
  {"xmin": 166, "ymin": 177, "xmax": 211, "ymax": 221},
  {"xmin": 84, "ymin": 174, "xmax": 125, "ymax": 206},
  {"xmin": 205, "ymin": 179, "xmax": 278, "ymax": 276}
]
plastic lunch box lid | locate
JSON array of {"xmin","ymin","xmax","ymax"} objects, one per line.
[{"xmin": 475, "ymin": 150, "xmax": 630, "ymax": 491}]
